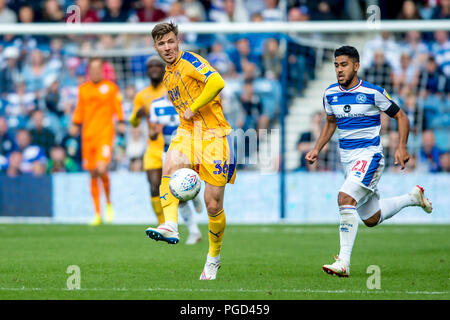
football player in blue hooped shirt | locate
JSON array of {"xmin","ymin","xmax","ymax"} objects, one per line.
[{"xmin": 305, "ymin": 46, "xmax": 433, "ymax": 278}]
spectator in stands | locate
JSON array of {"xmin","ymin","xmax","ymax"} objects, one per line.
[
  {"xmin": 21, "ymin": 49, "xmax": 57, "ymax": 96},
  {"xmin": 165, "ymin": 1, "xmax": 189, "ymax": 23},
  {"xmin": 71, "ymin": 0, "xmax": 100, "ymax": 23},
  {"xmin": 262, "ymin": 0, "xmax": 283, "ymax": 21},
  {"xmin": 41, "ymin": 0, "xmax": 65, "ymax": 23},
  {"xmin": 419, "ymin": 130, "xmax": 442, "ymax": 173},
  {"xmin": 47, "ymin": 145, "xmax": 79, "ymax": 173},
  {"xmin": 384, "ymin": 130, "xmax": 399, "ymax": 170},
  {"xmin": 397, "ymin": 0, "xmax": 422, "ymax": 20},
  {"xmin": 417, "ymin": 56, "xmax": 449, "ymax": 96},
  {"xmin": 60, "ymin": 125, "xmax": 82, "ymax": 167},
  {"xmin": 439, "ymin": 152, "xmax": 450, "ymax": 172},
  {"xmin": 44, "ymin": 79, "xmax": 63, "ymax": 118},
  {"xmin": 60, "ymin": 57, "xmax": 81, "ymax": 89},
  {"xmin": 15, "ymin": 129, "xmax": 47, "ymax": 174},
  {"xmin": 361, "ymin": 50, "xmax": 394, "ymax": 94},
  {"xmin": 5, "ymin": 80, "xmax": 36, "ymax": 123},
  {"xmin": 362, "ymin": 32, "xmax": 401, "ymax": 72},
  {"xmin": 210, "ymin": 0, "xmax": 249, "ymax": 22},
  {"xmin": 287, "ymin": 5, "xmax": 310, "ymax": 22},
  {"xmin": 430, "ymin": 0, "xmax": 450, "ymax": 19},
  {"xmin": 17, "ymin": 5, "xmax": 35, "ymax": 24},
  {"xmin": 309, "ymin": 0, "xmax": 341, "ymax": 20},
  {"xmin": 183, "ymin": 0, "xmax": 206, "ymax": 22},
  {"xmin": 0, "ymin": 115, "xmax": 16, "ymax": 156},
  {"xmin": 102, "ymin": 0, "xmax": 130, "ymax": 22},
  {"xmin": 0, "ymin": 0, "xmax": 17, "ymax": 23},
  {"xmin": 262, "ymin": 38, "xmax": 282, "ymax": 80},
  {"xmin": 403, "ymin": 91, "xmax": 420, "ymax": 133},
  {"xmin": 32, "ymin": 159, "xmax": 47, "ymax": 176},
  {"xmin": 297, "ymin": 111, "xmax": 325, "ymax": 169},
  {"xmin": 207, "ymin": 41, "xmax": 232, "ymax": 75},
  {"xmin": 121, "ymin": 84, "xmax": 137, "ymax": 120},
  {"xmin": 130, "ymin": 0, "xmax": 166, "ymax": 22},
  {"xmin": 6, "ymin": 151, "xmax": 23, "ymax": 177},
  {"xmin": 126, "ymin": 126, "xmax": 146, "ymax": 168},
  {"xmin": 48, "ymin": 38, "xmax": 64, "ymax": 71},
  {"xmin": 228, "ymin": 37, "xmax": 261, "ymax": 75},
  {"xmin": 431, "ymin": 30, "xmax": 450, "ymax": 77},
  {"xmin": 29, "ymin": 109, "xmax": 55, "ymax": 157},
  {"xmin": 0, "ymin": 46, "xmax": 21, "ymax": 96},
  {"xmin": 393, "ymin": 52, "xmax": 419, "ymax": 93},
  {"xmin": 401, "ymin": 31, "xmax": 429, "ymax": 67},
  {"xmin": 239, "ymin": 79, "xmax": 264, "ymax": 132}
]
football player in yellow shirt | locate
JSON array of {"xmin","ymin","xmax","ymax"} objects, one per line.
[
  {"xmin": 145, "ymin": 22, "xmax": 236, "ymax": 280},
  {"xmin": 130, "ymin": 57, "xmax": 167, "ymax": 226}
]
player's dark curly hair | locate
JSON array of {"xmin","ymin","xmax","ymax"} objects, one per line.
[{"xmin": 334, "ymin": 46, "xmax": 360, "ymax": 62}]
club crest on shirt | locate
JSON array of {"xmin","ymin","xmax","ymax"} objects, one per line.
[
  {"xmin": 99, "ymin": 84, "xmax": 109, "ymax": 94},
  {"xmin": 356, "ymin": 93, "xmax": 367, "ymax": 103}
]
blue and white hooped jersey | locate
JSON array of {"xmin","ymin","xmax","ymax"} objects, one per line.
[
  {"xmin": 149, "ymin": 95, "xmax": 180, "ymax": 151},
  {"xmin": 323, "ymin": 79, "xmax": 394, "ymax": 163}
]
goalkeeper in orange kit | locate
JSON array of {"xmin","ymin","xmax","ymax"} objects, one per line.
[{"xmin": 71, "ymin": 57, "xmax": 126, "ymax": 225}]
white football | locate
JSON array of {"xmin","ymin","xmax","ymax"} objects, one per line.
[{"xmin": 169, "ymin": 168, "xmax": 201, "ymax": 201}]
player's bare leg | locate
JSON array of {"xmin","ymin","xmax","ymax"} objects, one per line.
[
  {"xmin": 200, "ymin": 183, "xmax": 225, "ymax": 280},
  {"xmin": 145, "ymin": 149, "xmax": 189, "ymax": 244},
  {"xmin": 147, "ymin": 168, "xmax": 164, "ymax": 225},
  {"xmin": 360, "ymin": 185, "xmax": 432, "ymax": 228},
  {"xmin": 323, "ymin": 192, "xmax": 357, "ymax": 277}
]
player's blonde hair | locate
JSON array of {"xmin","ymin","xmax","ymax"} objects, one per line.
[{"xmin": 151, "ymin": 21, "xmax": 178, "ymax": 41}]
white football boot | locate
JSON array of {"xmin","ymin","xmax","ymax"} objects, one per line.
[
  {"xmin": 322, "ymin": 256, "xmax": 350, "ymax": 278},
  {"xmin": 185, "ymin": 232, "xmax": 202, "ymax": 245},
  {"xmin": 145, "ymin": 224, "xmax": 179, "ymax": 244},
  {"xmin": 200, "ymin": 256, "xmax": 220, "ymax": 280},
  {"xmin": 409, "ymin": 185, "xmax": 433, "ymax": 214}
]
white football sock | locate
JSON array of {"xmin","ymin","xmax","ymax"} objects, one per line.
[
  {"xmin": 378, "ymin": 194, "xmax": 416, "ymax": 224},
  {"xmin": 338, "ymin": 205, "xmax": 359, "ymax": 264},
  {"xmin": 165, "ymin": 221, "xmax": 178, "ymax": 232},
  {"xmin": 179, "ymin": 202, "xmax": 200, "ymax": 234},
  {"xmin": 207, "ymin": 254, "xmax": 220, "ymax": 264}
]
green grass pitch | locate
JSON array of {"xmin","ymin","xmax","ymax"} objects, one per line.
[{"xmin": 0, "ymin": 224, "xmax": 448, "ymax": 300}]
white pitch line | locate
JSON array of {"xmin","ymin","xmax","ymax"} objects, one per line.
[{"xmin": 0, "ymin": 287, "xmax": 448, "ymax": 296}]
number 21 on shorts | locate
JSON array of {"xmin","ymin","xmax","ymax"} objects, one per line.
[{"xmin": 351, "ymin": 160, "xmax": 367, "ymax": 173}]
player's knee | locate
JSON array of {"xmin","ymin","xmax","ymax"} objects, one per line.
[
  {"xmin": 338, "ymin": 192, "xmax": 357, "ymax": 206},
  {"xmin": 205, "ymin": 200, "xmax": 222, "ymax": 215},
  {"xmin": 363, "ymin": 211, "xmax": 381, "ymax": 227}
]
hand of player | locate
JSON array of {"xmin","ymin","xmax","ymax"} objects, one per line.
[
  {"xmin": 136, "ymin": 107, "xmax": 146, "ymax": 118},
  {"xmin": 69, "ymin": 124, "xmax": 80, "ymax": 137},
  {"xmin": 117, "ymin": 122, "xmax": 126, "ymax": 135},
  {"xmin": 395, "ymin": 147, "xmax": 410, "ymax": 170},
  {"xmin": 305, "ymin": 149, "xmax": 319, "ymax": 164},
  {"xmin": 183, "ymin": 108, "xmax": 195, "ymax": 121}
]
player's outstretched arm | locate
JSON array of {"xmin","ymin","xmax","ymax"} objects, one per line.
[
  {"xmin": 305, "ymin": 114, "xmax": 336, "ymax": 164},
  {"xmin": 392, "ymin": 108, "xmax": 410, "ymax": 169},
  {"xmin": 183, "ymin": 72, "xmax": 225, "ymax": 121}
]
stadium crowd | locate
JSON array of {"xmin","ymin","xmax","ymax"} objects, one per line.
[{"xmin": 0, "ymin": 0, "xmax": 448, "ymax": 177}]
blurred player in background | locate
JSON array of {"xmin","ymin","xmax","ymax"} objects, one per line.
[
  {"xmin": 306, "ymin": 46, "xmax": 432, "ymax": 277},
  {"xmin": 145, "ymin": 22, "xmax": 236, "ymax": 280},
  {"xmin": 131, "ymin": 56, "xmax": 203, "ymax": 245},
  {"xmin": 71, "ymin": 57, "xmax": 125, "ymax": 226}
]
